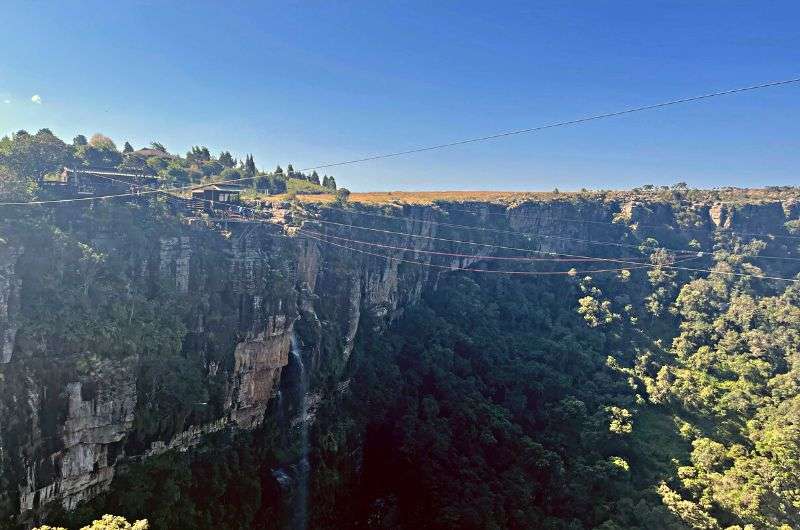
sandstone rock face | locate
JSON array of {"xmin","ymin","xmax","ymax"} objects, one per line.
[
  {"xmin": 227, "ymin": 316, "xmax": 292, "ymax": 429},
  {"xmin": 18, "ymin": 357, "xmax": 137, "ymax": 513}
]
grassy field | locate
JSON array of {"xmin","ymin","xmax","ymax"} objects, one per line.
[
  {"xmin": 260, "ymin": 190, "xmax": 576, "ymax": 206},
  {"xmin": 246, "ymin": 186, "xmax": 800, "ymax": 207}
]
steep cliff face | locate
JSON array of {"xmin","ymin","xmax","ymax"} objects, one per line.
[
  {"xmin": 0, "ymin": 243, "xmax": 22, "ymax": 364},
  {"xmin": 0, "ymin": 213, "xmax": 300, "ymax": 526},
  {"xmin": 18, "ymin": 357, "xmax": 137, "ymax": 513},
  {"xmin": 1, "ymin": 195, "xmax": 798, "ymax": 527}
]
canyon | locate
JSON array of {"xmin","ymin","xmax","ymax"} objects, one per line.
[{"xmin": 1, "ymin": 192, "xmax": 798, "ymax": 528}]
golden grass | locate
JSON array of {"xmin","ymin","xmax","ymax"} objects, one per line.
[
  {"xmin": 255, "ymin": 190, "xmax": 573, "ymax": 206},
  {"xmin": 245, "ymin": 187, "xmax": 800, "ymax": 207}
]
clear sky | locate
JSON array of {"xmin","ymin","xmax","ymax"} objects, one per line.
[{"xmin": 1, "ymin": 1, "xmax": 798, "ymax": 191}]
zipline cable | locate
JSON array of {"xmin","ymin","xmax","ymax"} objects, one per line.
[
  {"xmin": 304, "ymin": 217, "xmax": 664, "ymax": 263},
  {"xmin": 298, "ymin": 230, "xmax": 648, "ymax": 276},
  {"xmin": 314, "ymin": 205, "xmax": 800, "ymax": 262},
  {"xmin": 299, "ymin": 226, "xmax": 800, "ymax": 283},
  {"xmin": 294, "ymin": 77, "xmax": 800, "ymax": 172},
  {"xmin": 299, "ymin": 228, "xmax": 648, "ymax": 263}
]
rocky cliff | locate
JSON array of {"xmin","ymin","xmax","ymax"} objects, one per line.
[{"xmin": 0, "ymin": 194, "xmax": 798, "ymax": 527}]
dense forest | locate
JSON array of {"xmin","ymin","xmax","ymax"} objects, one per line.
[
  {"xmin": 308, "ymin": 247, "xmax": 800, "ymax": 529},
  {"xmin": 3, "ymin": 129, "xmax": 800, "ymax": 529}
]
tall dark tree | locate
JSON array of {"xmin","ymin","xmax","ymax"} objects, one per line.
[
  {"xmin": 244, "ymin": 154, "xmax": 256, "ymax": 177},
  {"xmin": 219, "ymin": 151, "xmax": 236, "ymax": 168},
  {"xmin": 309, "ymin": 170, "xmax": 320, "ymax": 185},
  {"xmin": 72, "ymin": 134, "xmax": 88, "ymax": 147},
  {"xmin": 123, "ymin": 142, "xmax": 134, "ymax": 154}
]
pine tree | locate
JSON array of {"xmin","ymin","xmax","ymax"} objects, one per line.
[
  {"xmin": 123, "ymin": 142, "xmax": 134, "ymax": 154},
  {"xmin": 244, "ymin": 154, "xmax": 256, "ymax": 177}
]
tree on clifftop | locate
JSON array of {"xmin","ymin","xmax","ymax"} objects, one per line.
[
  {"xmin": 0, "ymin": 164, "xmax": 35, "ymax": 201},
  {"xmin": 0, "ymin": 129, "xmax": 73, "ymax": 179},
  {"xmin": 75, "ymin": 134, "xmax": 122, "ymax": 168},
  {"xmin": 244, "ymin": 154, "xmax": 256, "ymax": 177},
  {"xmin": 218, "ymin": 151, "xmax": 235, "ymax": 168}
]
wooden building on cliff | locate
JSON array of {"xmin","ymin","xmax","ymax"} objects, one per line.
[
  {"xmin": 191, "ymin": 184, "xmax": 242, "ymax": 212},
  {"xmin": 52, "ymin": 167, "xmax": 161, "ymax": 195}
]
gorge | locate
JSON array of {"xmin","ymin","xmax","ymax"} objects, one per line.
[{"xmin": 2, "ymin": 189, "xmax": 800, "ymax": 529}]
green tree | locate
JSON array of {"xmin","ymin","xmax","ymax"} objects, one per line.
[
  {"xmin": 0, "ymin": 128, "xmax": 73, "ymax": 179},
  {"xmin": 73, "ymin": 133, "xmax": 123, "ymax": 168},
  {"xmin": 244, "ymin": 154, "xmax": 256, "ymax": 178},
  {"xmin": 218, "ymin": 151, "xmax": 235, "ymax": 168},
  {"xmin": 186, "ymin": 146, "xmax": 211, "ymax": 165},
  {"xmin": 0, "ymin": 164, "xmax": 36, "ymax": 201},
  {"xmin": 220, "ymin": 167, "xmax": 244, "ymax": 182}
]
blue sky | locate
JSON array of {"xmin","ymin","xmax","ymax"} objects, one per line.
[{"xmin": 1, "ymin": 1, "xmax": 799, "ymax": 191}]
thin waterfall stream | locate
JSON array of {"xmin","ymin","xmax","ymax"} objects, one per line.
[{"xmin": 290, "ymin": 333, "xmax": 309, "ymax": 530}]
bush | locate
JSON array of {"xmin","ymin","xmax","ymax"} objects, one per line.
[{"xmin": 286, "ymin": 178, "xmax": 328, "ymax": 195}]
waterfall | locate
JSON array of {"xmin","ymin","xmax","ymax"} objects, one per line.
[{"xmin": 290, "ymin": 334, "xmax": 309, "ymax": 530}]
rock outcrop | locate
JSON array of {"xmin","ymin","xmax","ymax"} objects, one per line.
[{"xmin": 18, "ymin": 357, "xmax": 137, "ymax": 513}]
